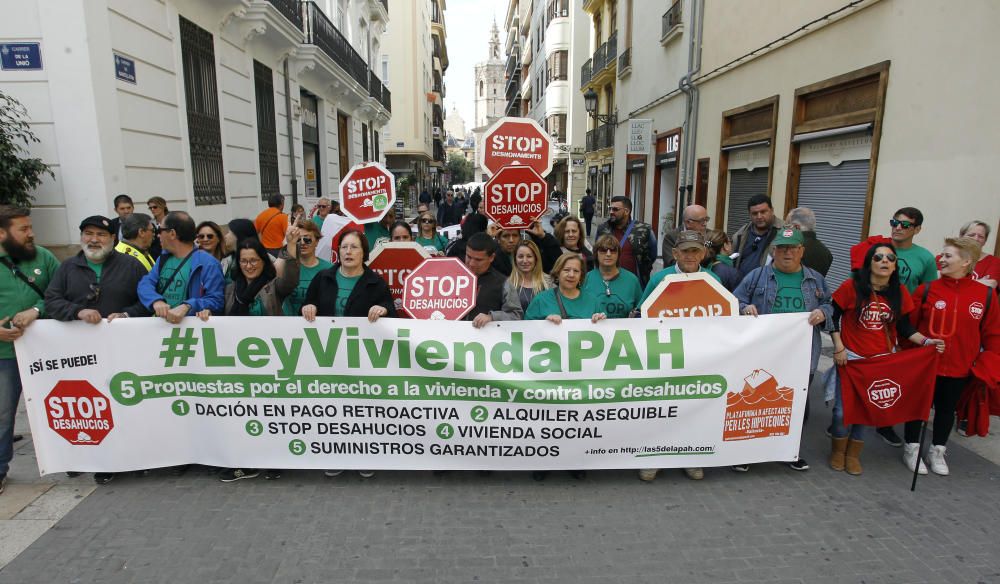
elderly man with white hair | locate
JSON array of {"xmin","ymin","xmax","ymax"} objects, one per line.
[{"xmin": 785, "ymin": 207, "xmax": 832, "ymax": 277}]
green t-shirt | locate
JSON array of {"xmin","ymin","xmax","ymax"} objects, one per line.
[
  {"xmin": 416, "ymin": 234, "xmax": 447, "ymax": 253},
  {"xmin": 86, "ymin": 260, "xmax": 104, "ymax": 282},
  {"xmin": 772, "ymin": 268, "xmax": 805, "ymax": 313},
  {"xmin": 158, "ymin": 254, "xmax": 192, "ymax": 308},
  {"xmin": 640, "ymin": 265, "xmax": 721, "ymax": 303},
  {"xmin": 582, "ymin": 268, "xmax": 642, "ymax": 319},
  {"xmin": 0, "ymin": 246, "xmax": 60, "ymax": 360},
  {"xmin": 364, "ymin": 223, "xmax": 391, "ymax": 250},
  {"xmin": 335, "ymin": 270, "xmax": 361, "ymax": 316},
  {"xmin": 525, "ymin": 289, "xmax": 599, "ymax": 320},
  {"xmin": 248, "ymin": 296, "xmax": 266, "ymax": 316},
  {"xmin": 283, "ymin": 258, "xmax": 333, "ymax": 316},
  {"xmin": 716, "ymin": 254, "xmax": 734, "ymax": 267},
  {"xmin": 312, "ymin": 215, "xmax": 325, "ymax": 229},
  {"xmin": 895, "ymin": 244, "xmax": 938, "ymax": 293}
]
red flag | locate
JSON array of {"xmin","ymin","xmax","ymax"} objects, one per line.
[{"xmin": 840, "ymin": 346, "xmax": 939, "ymax": 427}]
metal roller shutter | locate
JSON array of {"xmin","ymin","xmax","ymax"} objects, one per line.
[
  {"xmin": 726, "ymin": 168, "xmax": 769, "ymax": 237},
  {"xmin": 797, "ymin": 159, "xmax": 870, "ymax": 288}
]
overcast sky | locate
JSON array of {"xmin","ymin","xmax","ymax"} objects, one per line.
[{"xmin": 443, "ymin": 0, "xmax": 508, "ymax": 133}]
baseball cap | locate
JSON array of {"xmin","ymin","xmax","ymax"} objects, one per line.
[
  {"xmin": 675, "ymin": 230, "xmax": 706, "ymax": 250},
  {"xmin": 772, "ymin": 226, "xmax": 804, "ymax": 246},
  {"xmin": 79, "ymin": 215, "xmax": 113, "ymax": 233}
]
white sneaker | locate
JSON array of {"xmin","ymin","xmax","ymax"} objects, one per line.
[
  {"xmin": 902, "ymin": 443, "xmax": 928, "ymax": 475},
  {"xmin": 637, "ymin": 468, "xmax": 658, "ymax": 482},
  {"xmin": 323, "ymin": 470, "xmax": 344, "ymax": 477},
  {"xmin": 925, "ymin": 445, "xmax": 949, "ymax": 476}
]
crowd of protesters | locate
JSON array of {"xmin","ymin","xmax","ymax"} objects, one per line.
[{"xmin": 0, "ymin": 189, "xmax": 996, "ymax": 494}]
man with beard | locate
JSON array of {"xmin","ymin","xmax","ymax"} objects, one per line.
[
  {"xmin": 0, "ymin": 206, "xmax": 60, "ymax": 496},
  {"xmin": 44, "ymin": 216, "xmax": 150, "ymax": 484}
]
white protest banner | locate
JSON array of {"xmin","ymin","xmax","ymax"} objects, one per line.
[{"xmin": 15, "ymin": 314, "xmax": 811, "ymax": 474}]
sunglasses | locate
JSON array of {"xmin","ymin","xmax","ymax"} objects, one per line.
[
  {"xmin": 609, "ymin": 207, "xmax": 624, "ymax": 213},
  {"xmin": 420, "ymin": 219, "xmax": 435, "ymax": 224},
  {"xmin": 596, "ymin": 247, "xmax": 617, "ymax": 254},
  {"xmin": 872, "ymin": 253, "xmax": 897, "ymax": 263},
  {"xmin": 316, "ymin": 204, "xmax": 330, "ymax": 209},
  {"xmin": 889, "ymin": 219, "xmax": 916, "ymax": 229},
  {"xmin": 86, "ymin": 283, "xmax": 101, "ymax": 302},
  {"xmin": 299, "ymin": 237, "xmax": 315, "ymax": 245},
  {"xmin": 196, "ymin": 233, "xmax": 215, "ymax": 240}
]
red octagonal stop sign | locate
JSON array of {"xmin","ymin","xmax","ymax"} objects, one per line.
[
  {"xmin": 479, "ymin": 117, "xmax": 555, "ymax": 177},
  {"xmin": 402, "ymin": 257, "xmax": 477, "ymax": 320},
  {"xmin": 340, "ymin": 162, "xmax": 396, "ymax": 224},
  {"xmin": 483, "ymin": 165, "xmax": 549, "ymax": 230},
  {"xmin": 368, "ymin": 242, "xmax": 431, "ymax": 318},
  {"xmin": 44, "ymin": 380, "xmax": 114, "ymax": 446}
]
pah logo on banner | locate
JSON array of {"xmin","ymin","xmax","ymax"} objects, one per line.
[
  {"xmin": 723, "ymin": 369, "xmax": 793, "ymax": 441},
  {"xmin": 866, "ymin": 379, "xmax": 901, "ymax": 410}
]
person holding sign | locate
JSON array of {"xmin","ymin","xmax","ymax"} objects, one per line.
[
  {"xmin": 465, "ymin": 233, "xmax": 523, "ymax": 328},
  {"xmin": 640, "ymin": 231, "xmax": 721, "ymax": 304},
  {"xmin": 733, "ymin": 226, "xmax": 832, "ymax": 473},
  {"xmin": 828, "ymin": 242, "xmax": 944, "ymax": 476},
  {"xmin": 504, "ymin": 240, "xmax": 552, "ymax": 313},
  {"xmin": 415, "ymin": 213, "xmax": 448, "ymax": 254},
  {"xmin": 525, "ymin": 253, "xmax": 606, "ymax": 481},
  {"xmin": 902, "ymin": 237, "xmax": 1000, "ymax": 476},
  {"xmin": 197, "ymin": 235, "xmax": 300, "ymax": 482},
  {"xmin": 282, "ymin": 221, "xmax": 331, "ymax": 317},
  {"xmin": 582, "ymin": 234, "xmax": 642, "ymax": 319},
  {"xmin": 301, "ymin": 229, "xmax": 393, "ymax": 479}
]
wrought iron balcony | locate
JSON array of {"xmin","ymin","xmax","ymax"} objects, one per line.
[
  {"xmin": 593, "ymin": 42, "xmax": 607, "ymax": 73},
  {"xmin": 662, "ymin": 1, "xmax": 682, "ymax": 40},
  {"xmin": 369, "ymin": 69, "xmax": 382, "ymax": 102},
  {"xmin": 618, "ymin": 47, "xmax": 631, "ymax": 73},
  {"xmin": 585, "ymin": 129, "xmax": 597, "ymax": 152},
  {"xmin": 265, "ymin": 0, "xmax": 302, "ymax": 28},
  {"xmin": 597, "ymin": 122, "xmax": 614, "ymax": 149},
  {"xmin": 301, "ymin": 2, "xmax": 368, "ymax": 89},
  {"xmin": 580, "ymin": 58, "xmax": 592, "ymax": 88},
  {"xmin": 606, "ymin": 30, "xmax": 617, "ymax": 67}
]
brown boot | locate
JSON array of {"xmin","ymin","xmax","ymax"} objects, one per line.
[
  {"xmin": 829, "ymin": 436, "xmax": 848, "ymax": 471},
  {"xmin": 845, "ymin": 439, "xmax": 864, "ymax": 476}
]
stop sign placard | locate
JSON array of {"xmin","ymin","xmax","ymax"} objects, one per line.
[
  {"xmin": 482, "ymin": 165, "xmax": 549, "ymax": 230},
  {"xmin": 479, "ymin": 117, "xmax": 555, "ymax": 177},
  {"xmin": 340, "ymin": 162, "xmax": 396, "ymax": 224},
  {"xmin": 640, "ymin": 271, "xmax": 739, "ymax": 318},
  {"xmin": 401, "ymin": 257, "xmax": 477, "ymax": 320},
  {"xmin": 368, "ymin": 242, "xmax": 431, "ymax": 318},
  {"xmin": 44, "ymin": 380, "xmax": 114, "ymax": 446}
]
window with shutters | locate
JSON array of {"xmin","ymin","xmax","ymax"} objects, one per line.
[
  {"xmin": 546, "ymin": 50, "xmax": 568, "ymax": 86},
  {"xmin": 180, "ymin": 16, "xmax": 225, "ymax": 206},
  {"xmin": 253, "ymin": 61, "xmax": 279, "ymax": 200}
]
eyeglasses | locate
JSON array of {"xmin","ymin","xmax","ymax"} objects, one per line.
[
  {"xmin": 596, "ymin": 247, "xmax": 617, "ymax": 254},
  {"xmin": 86, "ymin": 283, "xmax": 101, "ymax": 302},
  {"xmin": 196, "ymin": 233, "xmax": 215, "ymax": 240},
  {"xmin": 420, "ymin": 219, "xmax": 435, "ymax": 224},
  {"xmin": 609, "ymin": 206, "xmax": 624, "ymax": 213},
  {"xmin": 602, "ymin": 280, "xmax": 612, "ymax": 297},
  {"xmin": 299, "ymin": 237, "xmax": 314, "ymax": 245},
  {"xmin": 316, "ymin": 204, "xmax": 330, "ymax": 209},
  {"xmin": 872, "ymin": 253, "xmax": 897, "ymax": 263},
  {"xmin": 239, "ymin": 258, "xmax": 262, "ymax": 267},
  {"xmin": 148, "ymin": 205, "xmax": 160, "ymax": 211},
  {"xmin": 889, "ymin": 219, "xmax": 916, "ymax": 229}
]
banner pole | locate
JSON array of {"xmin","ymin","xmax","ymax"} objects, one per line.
[{"xmin": 910, "ymin": 420, "xmax": 927, "ymax": 492}]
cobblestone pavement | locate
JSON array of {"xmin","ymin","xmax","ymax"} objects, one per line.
[{"xmin": 2, "ymin": 383, "xmax": 1000, "ymax": 584}]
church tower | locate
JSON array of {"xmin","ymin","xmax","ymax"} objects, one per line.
[{"xmin": 473, "ymin": 19, "xmax": 505, "ymax": 132}]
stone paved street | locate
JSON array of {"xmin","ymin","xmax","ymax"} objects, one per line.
[{"xmin": 2, "ymin": 361, "xmax": 1000, "ymax": 584}]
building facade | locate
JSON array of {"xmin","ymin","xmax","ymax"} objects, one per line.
[
  {"xmin": 607, "ymin": 0, "xmax": 998, "ymax": 282},
  {"xmin": 577, "ymin": 0, "xmax": 618, "ymax": 217},
  {"xmin": 384, "ymin": 0, "xmax": 447, "ymax": 195},
  {"xmin": 471, "ymin": 19, "xmax": 505, "ymax": 181},
  {"xmin": 1, "ymin": 0, "xmax": 391, "ymax": 248}
]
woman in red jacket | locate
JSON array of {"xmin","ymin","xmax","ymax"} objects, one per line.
[{"xmin": 904, "ymin": 237, "xmax": 1000, "ymax": 476}]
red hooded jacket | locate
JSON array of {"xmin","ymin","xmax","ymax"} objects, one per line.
[{"xmin": 911, "ymin": 276, "xmax": 1000, "ymax": 378}]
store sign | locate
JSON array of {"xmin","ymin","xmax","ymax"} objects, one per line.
[
  {"xmin": 0, "ymin": 43, "xmax": 42, "ymax": 70},
  {"xmin": 627, "ymin": 119, "xmax": 653, "ymax": 155}
]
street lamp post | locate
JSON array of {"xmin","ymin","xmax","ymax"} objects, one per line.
[{"xmin": 583, "ymin": 88, "xmax": 617, "ymax": 125}]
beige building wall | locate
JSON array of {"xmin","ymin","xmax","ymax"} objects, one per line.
[
  {"xmin": 384, "ymin": 0, "xmax": 434, "ymax": 167},
  {"xmin": 693, "ymin": 0, "xmax": 1000, "ymax": 256}
]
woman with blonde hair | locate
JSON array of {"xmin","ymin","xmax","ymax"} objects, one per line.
[
  {"xmin": 415, "ymin": 212, "xmax": 448, "ymax": 253},
  {"xmin": 959, "ymin": 220, "xmax": 998, "ymax": 288},
  {"xmin": 505, "ymin": 240, "xmax": 552, "ymax": 312}
]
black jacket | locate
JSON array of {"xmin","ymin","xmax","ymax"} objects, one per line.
[
  {"xmin": 303, "ymin": 265, "xmax": 396, "ymax": 318},
  {"xmin": 801, "ymin": 231, "xmax": 833, "ymax": 277},
  {"xmin": 466, "ymin": 267, "xmax": 508, "ymax": 320},
  {"xmin": 44, "ymin": 250, "xmax": 149, "ymax": 320}
]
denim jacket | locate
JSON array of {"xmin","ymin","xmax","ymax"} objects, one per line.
[{"xmin": 734, "ymin": 265, "xmax": 833, "ymax": 374}]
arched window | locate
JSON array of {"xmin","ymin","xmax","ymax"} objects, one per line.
[{"xmin": 479, "ymin": 80, "xmax": 484, "ymax": 96}]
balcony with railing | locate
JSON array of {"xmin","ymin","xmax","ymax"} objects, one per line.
[
  {"xmin": 661, "ymin": 0, "xmax": 683, "ymax": 44},
  {"xmin": 585, "ymin": 123, "xmax": 615, "ymax": 152},
  {"xmin": 618, "ymin": 47, "xmax": 631, "ymax": 77},
  {"xmin": 301, "ymin": 2, "xmax": 368, "ymax": 88},
  {"xmin": 580, "ymin": 58, "xmax": 592, "ymax": 89},
  {"xmin": 264, "ymin": 0, "xmax": 302, "ymax": 28},
  {"xmin": 369, "ymin": 69, "xmax": 382, "ymax": 102},
  {"xmin": 606, "ymin": 30, "xmax": 617, "ymax": 67},
  {"xmin": 593, "ymin": 42, "xmax": 607, "ymax": 73}
]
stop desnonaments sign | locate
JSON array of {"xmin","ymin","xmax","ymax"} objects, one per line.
[{"xmin": 479, "ymin": 117, "xmax": 555, "ymax": 177}]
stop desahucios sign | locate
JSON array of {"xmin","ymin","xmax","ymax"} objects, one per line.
[
  {"xmin": 482, "ymin": 165, "xmax": 549, "ymax": 230},
  {"xmin": 640, "ymin": 271, "xmax": 739, "ymax": 318},
  {"xmin": 401, "ymin": 257, "xmax": 477, "ymax": 320},
  {"xmin": 368, "ymin": 242, "xmax": 431, "ymax": 318},
  {"xmin": 45, "ymin": 380, "xmax": 114, "ymax": 445}
]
